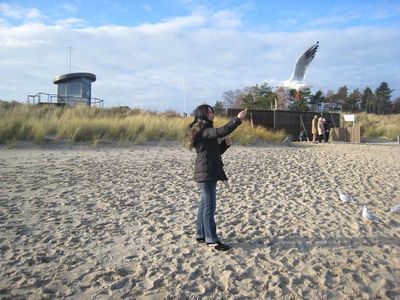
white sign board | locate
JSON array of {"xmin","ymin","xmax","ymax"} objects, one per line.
[{"xmin": 343, "ymin": 114, "xmax": 355, "ymax": 122}]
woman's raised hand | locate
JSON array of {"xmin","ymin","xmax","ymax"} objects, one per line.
[{"xmin": 237, "ymin": 109, "xmax": 247, "ymax": 121}]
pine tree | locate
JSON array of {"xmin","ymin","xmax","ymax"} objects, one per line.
[
  {"xmin": 336, "ymin": 86, "xmax": 348, "ymax": 108},
  {"xmin": 344, "ymin": 89, "xmax": 361, "ymax": 112},
  {"xmin": 242, "ymin": 83, "xmax": 276, "ymax": 110},
  {"xmin": 213, "ymin": 101, "xmax": 225, "ymax": 115},
  {"xmin": 374, "ymin": 82, "xmax": 393, "ymax": 114},
  {"xmin": 361, "ymin": 87, "xmax": 374, "ymax": 113},
  {"xmin": 309, "ymin": 90, "xmax": 325, "ymax": 111},
  {"xmin": 324, "ymin": 90, "xmax": 336, "ymax": 110},
  {"xmin": 392, "ymin": 97, "xmax": 400, "ymax": 113}
]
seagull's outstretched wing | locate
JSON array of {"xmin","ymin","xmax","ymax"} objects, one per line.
[{"xmin": 290, "ymin": 41, "xmax": 319, "ymax": 81}]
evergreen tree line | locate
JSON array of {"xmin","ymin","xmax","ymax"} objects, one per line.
[{"xmin": 214, "ymin": 82, "xmax": 400, "ymax": 114}]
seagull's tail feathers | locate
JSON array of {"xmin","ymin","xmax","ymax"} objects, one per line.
[{"xmin": 373, "ymin": 216, "xmax": 382, "ymax": 223}]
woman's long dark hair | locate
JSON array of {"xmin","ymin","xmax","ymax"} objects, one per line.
[{"xmin": 186, "ymin": 104, "xmax": 213, "ymax": 149}]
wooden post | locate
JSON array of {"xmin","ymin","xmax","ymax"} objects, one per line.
[
  {"xmin": 299, "ymin": 115, "xmax": 309, "ymax": 141},
  {"xmin": 273, "ymin": 109, "xmax": 276, "ymax": 132}
]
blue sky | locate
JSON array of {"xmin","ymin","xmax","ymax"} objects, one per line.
[
  {"xmin": 4, "ymin": 0, "xmax": 400, "ymax": 29},
  {"xmin": 1, "ymin": 0, "xmax": 399, "ymax": 111}
]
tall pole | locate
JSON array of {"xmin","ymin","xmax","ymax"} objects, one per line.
[
  {"xmin": 117, "ymin": 89, "xmax": 120, "ymax": 107},
  {"xmin": 68, "ymin": 47, "xmax": 73, "ymax": 73},
  {"xmin": 182, "ymin": 75, "xmax": 186, "ymax": 116}
]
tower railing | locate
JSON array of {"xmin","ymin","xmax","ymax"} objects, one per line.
[
  {"xmin": 27, "ymin": 92, "xmax": 104, "ymax": 108},
  {"xmin": 27, "ymin": 92, "xmax": 58, "ymax": 104}
]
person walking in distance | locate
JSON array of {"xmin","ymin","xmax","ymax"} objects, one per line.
[
  {"xmin": 318, "ymin": 115, "xmax": 324, "ymax": 142},
  {"xmin": 323, "ymin": 118, "xmax": 330, "ymax": 143},
  {"xmin": 186, "ymin": 105, "xmax": 247, "ymax": 251}
]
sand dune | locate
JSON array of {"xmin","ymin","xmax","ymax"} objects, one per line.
[{"xmin": 0, "ymin": 142, "xmax": 399, "ymax": 299}]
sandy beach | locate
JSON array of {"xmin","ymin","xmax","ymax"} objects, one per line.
[{"xmin": 0, "ymin": 142, "xmax": 399, "ymax": 299}]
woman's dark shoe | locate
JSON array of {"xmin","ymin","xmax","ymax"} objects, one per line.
[
  {"xmin": 196, "ymin": 238, "xmax": 205, "ymax": 244},
  {"xmin": 207, "ymin": 241, "xmax": 230, "ymax": 251}
]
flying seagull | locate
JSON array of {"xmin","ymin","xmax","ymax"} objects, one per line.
[
  {"xmin": 277, "ymin": 41, "xmax": 319, "ymax": 100},
  {"xmin": 339, "ymin": 192, "xmax": 354, "ymax": 203},
  {"xmin": 362, "ymin": 206, "xmax": 382, "ymax": 223}
]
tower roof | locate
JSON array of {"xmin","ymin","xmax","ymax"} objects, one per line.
[{"xmin": 53, "ymin": 72, "xmax": 96, "ymax": 84}]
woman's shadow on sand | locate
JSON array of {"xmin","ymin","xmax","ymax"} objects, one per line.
[{"xmin": 232, "ymin": 234, "xmax": 400, "ymax": 256}]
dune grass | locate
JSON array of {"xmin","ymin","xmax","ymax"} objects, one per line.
[
  {"xmin": 213, "ymin": 118, "xmax": 286, "ymax": 145},
  {"xmin": 1, "ymin": 103, "xmax": 398, "ymax": 145},
  {"xmin": 0, "ymin": 103, "xmax": 286, "ymax": 146},
  {"xmin": 351, "ymin": 112, "xmax": 400, "ymax": 141}
]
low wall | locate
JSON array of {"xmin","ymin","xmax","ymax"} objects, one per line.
[
  {"xmin": 330, "ymin": 127, "xmax": 361, "ymax": 143},
  {"xmin": 227, "ymin": 109, "xmax": 340, "ymax": 141}
]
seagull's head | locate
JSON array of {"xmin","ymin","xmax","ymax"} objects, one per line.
[{"xmin": 275, "ymin": 81, "xmax": 287, "ymax": 91}]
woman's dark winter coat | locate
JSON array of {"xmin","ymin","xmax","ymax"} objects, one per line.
[{"xmin": 193, "ymin": 116, "xmax": 242, "ymax": 182}]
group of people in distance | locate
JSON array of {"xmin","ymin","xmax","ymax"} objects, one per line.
[{"xmin": 311, "ymin": 114, "xmax": 330, "ymax": 143}]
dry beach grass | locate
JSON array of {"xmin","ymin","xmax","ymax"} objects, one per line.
[
  {"xmin": 0, "ymin": 142, "xmax": 399, "ymax": 299},
  {"xmin": 0, "ymin": 103, "xmax": 286, "ymax": 146}
]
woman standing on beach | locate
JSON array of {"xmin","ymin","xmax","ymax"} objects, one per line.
[
  {"xmin": 187, "ymin": 105, "xmax": 247, "ymax": 251},
  {"xmin": 312, "ymin": 115, "xmax": 318, "ymax": 143}
]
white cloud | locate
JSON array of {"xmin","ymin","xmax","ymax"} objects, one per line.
[
  {"xmin": 307, "ymin": 3, "xmax": 400, "ymax": 28},
  {"xmin": 211, "ymin": 10, "xmax": 243, "ymax": 28},
  {"xmin": 25, "ymin": 7, "xmax": 42, "ymax": 19},
  {"xmin": 0, "ymin": 3, "xmax": 44, "ymax": 21},
  {"xmin": 0, "ymin": 3, "xmax": 20, "ymax": 18},
  {"xmin": 0, "ymin": 22, "xmax": 52, "ymax": 47},
  {"xmin": 55, "ymin": 18, "xmax": 88, "ymax": 28},
  {"xmin": 370, "ymin": 3, "xmax": 400, "ymax": 20},
  {"xmin": 0, "ymin": 14, "xmax": 399, "ymax": 111},
  {"xmin": 308, "ymin": 13, "xmax": 361, "ymax": 27},
  {"xmin": 57, "ymin": 3, "xmax": 78, "ymax": 14},
  {"xmin": 277, "ymin": 17, "xmax": 298, "ymax": 28},
  {"xmin": 136, "ymin": 14, "xmax": 206, "ymax": 33}
]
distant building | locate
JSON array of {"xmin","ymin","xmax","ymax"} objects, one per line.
[
  {"xmin": 319, "ymin": 102, "xmax": 342, "ymax": 112},
  {"xmin": 28, "ymin": 72, "xmax": 104, "ymax": 107},
  {"xmin": 53, "ymin": 72, "xmax": 96, "ymax": 106}
]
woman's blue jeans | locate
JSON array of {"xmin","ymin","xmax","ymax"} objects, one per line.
[{"xmin": 196, "ymin": 180, "xmax": 219, "ymax": 243}]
